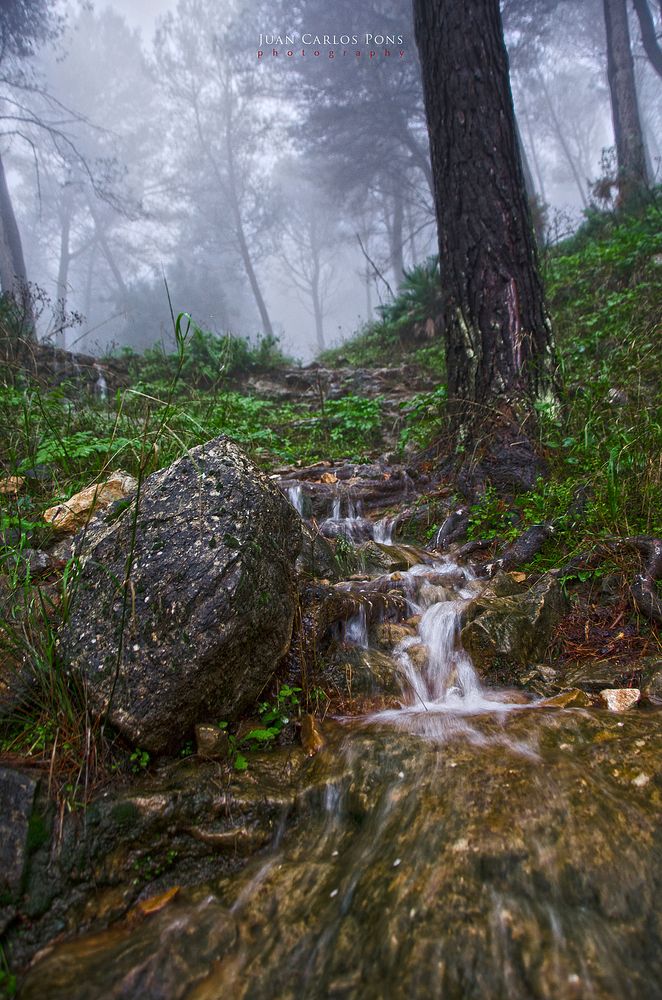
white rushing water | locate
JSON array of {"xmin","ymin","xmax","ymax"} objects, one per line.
[{"xmin": 288, "ymin": 484, "xmax": 305, "ymax": 516}]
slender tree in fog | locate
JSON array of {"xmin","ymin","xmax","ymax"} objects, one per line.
[
  {"xmin": 632, "ymin": 0, "xmax": 662, "ymax": 78},
  {"xmin": 278, "ymin": 167, "xmax": 341, "ymax": 353},
  {"xmin": 155, "ymin": 1, "xmax": 279, "ymax": 340},
  {"xmin": 413, "ymin": 0, "xmax": 557, "ymax": 488},
  {"xmin": 603, "ymin": 0, "xmax": 650, "ymax": 199},
  {"xmin": 0, "ymin": 0, "xmax": 61, "ymax": 327}
]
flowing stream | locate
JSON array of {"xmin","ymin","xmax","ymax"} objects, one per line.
[{"xmin": 20, "ymin": 493, "xmax": 662, "ymax": 999}]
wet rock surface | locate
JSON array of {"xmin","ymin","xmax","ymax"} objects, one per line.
[
  {"xmin": 461, "ymin": 574, "xmax": 566, "ymax": 683},
  {"xmin": 19, "ymin": 710, "xmax": 662, "ymax": 1000},
  {"xmin": 60, "ymin": 437, "xmax": 301, "ymax": 753}
]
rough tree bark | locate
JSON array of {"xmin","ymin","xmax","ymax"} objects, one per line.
[
  {"xmin": 413, "ymin": 0, "xmax": 557, "ymax": 492},
  {"xmin": 603, "ymin": 0, "xmax": 650, "ymax": 202},
  {"xmin": 0, "ymin": 149, "xmax": 34, "ymax": 337}
]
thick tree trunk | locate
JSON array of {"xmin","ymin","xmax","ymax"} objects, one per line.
[
  {"xmin": 515, "ymin": 116, "xmax": 545, "ymax": 245},
  {"xmin": 603, "ymin": 0, "xmax": 649, "ymax": 202},
  {"xmin": 632, "ymin": 0, "xmax": 662, "ymax": 79},
  {"xmin": 0, "ymin": 150, "xmax": 34, "ymax": 338},
  {"xmin": 413, "ymin": 0, "xmax": 557, "ymax": 491}
]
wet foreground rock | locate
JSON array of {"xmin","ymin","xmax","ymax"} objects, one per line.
[
  {"xmin": 60, "ymin": 437, "xmax": 301, "ymax": 753},
  {"xmin": 19, "ymin": 707, "xmax": 662, "ymax": 1000}
]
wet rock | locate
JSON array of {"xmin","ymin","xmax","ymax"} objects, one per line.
[
  {"xmin": 407, "ymin": 644, "xmax": 429, "ymax": 672},
  {"xmin": 372, "ymin": 543, "xmax": 432, "ymax": 571},
  {"xmin": 20, "ymin": 712, "xmax": 662, "ymax": 1000},
  {"xmin": 460, "ymin": 574, "xmax": 565, "ymax": 682},
  {"xmin": 0, "ymin": 766, "xmax": 40, "ymax": 900},
  {"xmin": 511, "ymin": 663, "xmax": 562, "ymax": 696},
  {"xmin": 542, "ymin": 688, "xmax": 593, "ymax": 708},
  {"xmin": 43, "ymin": 470, "xmax": 137, "ymax": 534},
  {"xmin": 296, "ymin": 524, "xmax": 337, "ymax": 580},
  {"xmin": 319, "ymin": 516, "xmax": 374, "ymax": 543},
  {"xmin": 195, "ymin": 724, "xmax": 229, "ymax": 759},
  {"xmin": 561, "ymin": 659, "xmax": 655, "ymax": 693},
  {"xmin": 371, "ymin": 622, "xmax": 416, "ymax": 649},
  {"xmin": 318, "ymin": 648, "xmax": 403, "ymax": 696},
  {"xmin": 599, "ymin": 688, "xmax": 641, "ymax": 712},
  {"xmin": 6, "ymin": 751, "xmax": 306, "ymax": 972},
  {"xmin": 59, "ymin": 438, "xmax": 301, "ymax": 754}
]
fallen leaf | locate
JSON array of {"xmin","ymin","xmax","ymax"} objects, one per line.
[
  {"xmin": 137, "ymin": 886, "xmax": 180, "ymax": 915},
  {"xmin": 320, "ymin": 472, "xmax": 338, "ymax": 484}
]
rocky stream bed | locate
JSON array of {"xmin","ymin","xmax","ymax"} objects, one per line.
[{"xmin": 1, "ymin": 437, "xmax": 661, "ymax": 999}]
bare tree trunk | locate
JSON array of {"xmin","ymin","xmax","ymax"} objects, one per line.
[
  {"xmin": 87, "ymin": 198, "xmax": 128, "ymax": 298},
  {"xmin": 311, "ymin": 260, "xmax": 325, "ymax": 353},
  {"xmin": 55, "ymin": 188, "xmax": 73, "ymax": 349},
  {"xmin": 603, "ymin": 0, "xmax": 650, "ymax": 201},
  {"xmin": 389, "ymin": 186, "xmax": 405, "ymax": 290},
  {"xmin": 413, "ymin": 0, "xmax": 557, "ymax": 491},
  {"xmin": 0, "ymin": 149, "xmax": 34, "ymax": 337},
  {"xmin": 632, "ymin": 0, "xmax": 662, "ymax": 78}
]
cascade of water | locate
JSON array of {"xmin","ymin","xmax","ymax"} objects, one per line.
[
  {"xmin": 94, "ymin": 366, "xmax": 108, "ymax": 401},
  {"xmin": 373, "ymin": 517, "xmax": 395, "ymax": 544},
  {"xmin": 345, "ymin": 604, "xmax": 369, "ymax": 648},
  {"xmin": 288, "ymin": 484, "xmax": 305, "ymax": 516}
]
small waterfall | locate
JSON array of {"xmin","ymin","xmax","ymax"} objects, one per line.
[
  {"xmin": 373, "ymin": 517, "xmax": 395, "ymax": 544},
  {"xmin": 94, "ymin": 366, "xmax": 108, "ymax": 402},
  {"xmin": 323, "ymin": 492, "xmax": 371, "ymax": 543},
  {"xmin": 288, "ymin": 484, "xmax": 305, "ymax": 516},
  {"xmin": 345, "ymin": 604, "xmax": 369, "ymax": 648}
]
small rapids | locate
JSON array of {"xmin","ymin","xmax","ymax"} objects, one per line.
[{"xmin": 20, "ymin": 491, "xmax": 662, "ymax": 1000}]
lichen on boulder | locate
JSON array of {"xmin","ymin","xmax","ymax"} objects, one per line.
[{"xmin": 59, "ymin": 437, "xmax": 301, "ymax": 753}]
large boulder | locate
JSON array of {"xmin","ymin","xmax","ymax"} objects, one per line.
[
  {"xmin": 60, "ymin": 437, "xmax": 301, "ymax": 753},
  {"xmin": 460, "ymin": 573, "xmax": 566, "ymax": 683}
]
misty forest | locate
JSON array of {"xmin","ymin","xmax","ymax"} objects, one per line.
[{"xmin": 1, "ymin": 0, "xmax": 661, "ymax": 996}]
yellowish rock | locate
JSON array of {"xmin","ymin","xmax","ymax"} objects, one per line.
[
  {"xmin": 0, "ymin": 475, "xmax": 24, "ymax": 495},
  {"xmin": 599, "ymin": 688, "xmax": 640, "ymax": 712},
  {"xmin": 43, "ymin": 470, "xmax": 136, "ymax": 534},
  {"xmin": 542, "ymin": 688, "xmax": 593, "ymax": 709}
]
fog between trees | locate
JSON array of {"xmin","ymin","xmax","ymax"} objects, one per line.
[{"xmin": 0, "ymin": 0, "xmax": 660, "ymax": 360}]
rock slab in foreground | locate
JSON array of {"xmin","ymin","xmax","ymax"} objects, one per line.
[
  {"xmin": 60, "ymin": 437, "xmax": 301, "ymax": 753},
  {"xmin": 0, "ymin": 766, "xmax": 39, "ymax": 900}
]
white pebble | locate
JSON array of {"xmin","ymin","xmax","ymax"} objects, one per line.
[
  {"xmin": 330, "ymin": 889, "xmax": 338, "ymax": 898},
  {"xmin": 393, "ymin": 858, "xmax": 401, "ymax": 867}
]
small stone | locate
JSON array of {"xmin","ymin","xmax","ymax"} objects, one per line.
[
  {"xmin": 43, "ymin": 470, "xmax": 136, "ymax": 534},
  {"xmin": 599, "ymin": 688, "xmax": 640, "ymax": 712},
  {"xmin": 542, "ymin": 688, "xmax": 592, "ymax": 709},
  {"xmin": 195, "ymin": 723, "xmax": 229, "ymax": 759},
  {"xmin": 632, "ymin": 773, "xmax": 650, "ymax": 787}
]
